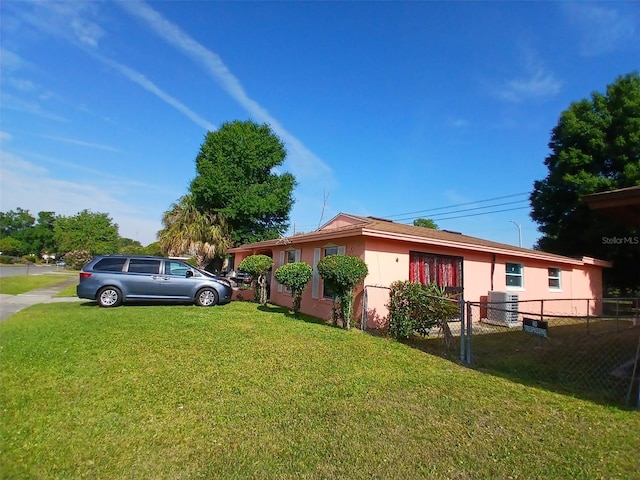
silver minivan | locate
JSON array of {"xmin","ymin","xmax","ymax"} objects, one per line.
[{"xmin": 77, "ymin": 255, "xmax": 233, "ymax": 307}]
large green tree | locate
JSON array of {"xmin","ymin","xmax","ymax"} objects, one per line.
[
  {"xmin": 54, "ymin": 210, "xmax": 120, "ymax": 255},
  {"xmin": 0, "ymin": 208, "xmax": 35, "ymax": 237},
  {"xmin": 413, "ymin": 218, "xmax": 438, "ymax": 229},
  {"xmin": 0, "ymin": 209, "xmax": 56, "ymax": 256},
  {"xmin": 158, "ymin": 194, "xmax": 230, "ymax": 269},
  {"xmin": 190, "ymin": 120, "xmax": 296, "ymax": 246},
  {"xmin": 15, "ymin": 211, "xmax": 57, "ymax": 256},
  {"xmin": 530, "ymin": 72, "xmax": 640, "ymax": 294}
]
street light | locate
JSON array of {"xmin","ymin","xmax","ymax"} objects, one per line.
[{"xmin": 509, "ymin": 220, "xmax": 522, "ymax": 248}]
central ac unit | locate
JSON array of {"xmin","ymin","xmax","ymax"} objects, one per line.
[{"xmin": 485, "ymin": 291, "xmax": 519, "ymax": 327}]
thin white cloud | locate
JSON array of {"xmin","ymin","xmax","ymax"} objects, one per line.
[
  {"xmin": 446, "ymin": 117, "xmax": 469, "ymax": 128},
  {"xmin": 0, "ymin": 92, "xmax": 68, "ymax": 122},
  {"xmin": 21, "ymin": 0, "xmax": 105, "ymax": 48},
  {"xmin": 496, "ymin": 48, "xmax": 562, "ymax": 103},
  {"xmin": 5, "ymin": 1, "xmax": 215, "ymax": 134},
  {"xmin": 96, "ymin": 55, "xmax": 217, "ymax": 132},
  {"xmin": 0, "ymin": 48, "xmax": 31, "ymax": 72},
  {"xmin": 40, "ymin": 134, "xmax": 121, "ymax": 153},
  {"xmin": 12, "ymin": 148, "xmax": 169, "ymax": 195},
  {"xmin": 0, "ymin": 150, "xmax": 161, "ymax": 245},
  {"xmin": 117, "ymin": 0, "xmax": 334, "ymax": 183},
  {"xmin": 562, "ymin": 3, "xmax": 636, "ymax": 57}
]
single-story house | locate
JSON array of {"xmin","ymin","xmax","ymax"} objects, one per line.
[{"xmin": 228, "ymin": 213, "xmax": 611, "ymax": 328}]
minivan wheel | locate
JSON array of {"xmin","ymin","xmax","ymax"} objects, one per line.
[
  {"xmin": 97, "ymin": 286, "xmax": 123, "ymax": 307},
  {"xmin": 196, "ymin": 288, "xmax": 218, "ymax": 307}
]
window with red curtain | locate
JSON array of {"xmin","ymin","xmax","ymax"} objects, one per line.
[{"xmin": 409, "ymin": 251, "xmax": 463, "ymax": 291}]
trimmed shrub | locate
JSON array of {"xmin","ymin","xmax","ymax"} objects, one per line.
[
  {"xmin": 274, "ymin": 262, "xmax": 313, "ymax": 316},
  {"xmin": 317, "ymin": 254, "xmax": 368, "ymax": 330},
  {"xmin": 238, "ymin": 254, "xmax": 274, "ymax": 305}
]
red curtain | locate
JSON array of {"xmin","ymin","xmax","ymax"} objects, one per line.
[{"xmin": 409, "ymin": 252, "xmax": 461, "ymax": 288}]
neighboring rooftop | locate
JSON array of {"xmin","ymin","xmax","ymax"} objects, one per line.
[{"xmin": 583, "ymin": 185, "xmax": 640, "ymax": 229}]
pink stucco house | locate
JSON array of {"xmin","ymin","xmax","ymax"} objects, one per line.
[{"xmin": 228, "ymin": 213, "xmax": 611, "ymax": 328}]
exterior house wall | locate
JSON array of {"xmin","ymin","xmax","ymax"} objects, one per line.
[
  {"xmin": 228, "ymin": 215, "xmax": 609, "ymax": 328},
  {"xmin": 356, "ymin": 240, "xmax": 606, "ymax": 328},
  {"xmin": 242, "ymin": 237, "xmax": 368, "ymax": 322}
]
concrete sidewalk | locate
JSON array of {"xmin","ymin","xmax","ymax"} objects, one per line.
[{"xmin": 0, "ymin": 277, "xmax": 85, "ymax": 321}]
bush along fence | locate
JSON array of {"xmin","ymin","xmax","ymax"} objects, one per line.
[{"xmin": 363, "ymin": 286, "xmax": 640, "ymax": 408}]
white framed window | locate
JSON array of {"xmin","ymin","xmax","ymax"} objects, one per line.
[
  {"xmin": 548, "ymin": 267, "xmax": 561, "ymax": 290},
  {"xmin": 322, "ymin": 246, "xmax": 340, "ymax": 299},
  {"xmin": 312, "ymin": 244, "xmax": 345, "ymax": 299},
  {"xmin": 277, "ymin": 249, "xmax": 300, "ymax": 293},
  {"xmin": 506, "ymin": 262, "xmax": 523, "ymax": 289}
]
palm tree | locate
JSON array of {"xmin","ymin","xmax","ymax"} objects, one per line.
[{"xmin": 158, "ymin": 194, "xmax": 231, "ymax": 269}]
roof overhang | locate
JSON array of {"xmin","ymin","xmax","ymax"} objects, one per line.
[{"xmin": 583, "ymin": 186, "xmax": 640, "ymax": 229}]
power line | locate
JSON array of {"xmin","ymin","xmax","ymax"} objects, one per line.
[
  {"xmin": 384, "ymin": 192, "xmax": 530, "ymax": 219},
  {"xmin": 393, "ymin": 199, "xmax": 528, "ymax": 223},
  {"xmin": 407, "ymin": 205, "xmax": 530, "ymax": 223},
  {"xmin": 291, "ymin": 191, "xmax": 532, "ymax": 233}
]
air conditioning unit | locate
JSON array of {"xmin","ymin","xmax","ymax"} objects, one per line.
[{"xmin": 485, "ymin": 291, "xmax": 519, "ymax": 327}]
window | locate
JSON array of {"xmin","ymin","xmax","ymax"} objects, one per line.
[
  {"xmin": 409, "ymin": 251, "xmax": 463, "ymax": 293},
  {"xmin": 165, "ymin": 260, "xmax": 190, "ymax": 277},
  {"xmin": 322, "ymin": 246, "xmax": 340, "ymax": 299},
  {"xmin": 282, "ymin": 249, "xmax": 299, "ymax": 293},
  {"xmin": 548, "ymin": 267, "xmax": 561, "ymax": 290},
  {"xmin": 312, "ymin": 245, "xmax": 345, "ymax": 300},
  {"xmin": 506, "ymin": 263, "xmax": 523, "ymax": 288},
  {"xmin": 93, "ymin": 257, "xmax": 127, "ymax": 272},
  {"xmin": 127, "ymin": 259, "xmax": 161, "ymax": 274}
]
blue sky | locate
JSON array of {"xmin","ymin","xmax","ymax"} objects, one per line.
[{"xmin": 1, "ymin": 1, "xmax": 638, "ymax": 248}]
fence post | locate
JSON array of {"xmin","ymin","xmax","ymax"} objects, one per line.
[
  {"xmin": 540, "ymin": 299, "xmax": 544, "ymax": 323},
  {"xmin": 459, "ymin": 298, "xmax": 465, "ymax": 362},
  {"xmin": 465, "ymin": 302, "xmax": 473, "ymax": 365},
  {"xmin": 587, "ymin": 298, "xmax": 590, "ymax": 335}
]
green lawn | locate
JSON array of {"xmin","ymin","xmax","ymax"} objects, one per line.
[
  {"xmin": 0, "ymin": 273, "xmax": 76, "ymax": 295},
  {"xmin": 1, "ymin": 301, "xmax": 638, "ymax": 479}
]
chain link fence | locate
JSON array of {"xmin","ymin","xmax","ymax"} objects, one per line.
[
  {"xmin": 462, "ymin": 298, "xmax": 640, "ymax": 408},
  {"xmin": 361, "ymin": 288, "xmax": 640, "ymax": 408}
]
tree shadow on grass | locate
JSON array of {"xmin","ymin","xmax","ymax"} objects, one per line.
[
  {"xmin": 405, "ymin": 323, "xmax": 640, "ymax": 410},
  {"xmin": 256, "ymin": 303, "xmax": 336, "ymax": 327}
]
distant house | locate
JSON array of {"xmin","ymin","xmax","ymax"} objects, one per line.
[{"xmin": 228, "ymin": 213, "xmax": 611, "ymax": 328}]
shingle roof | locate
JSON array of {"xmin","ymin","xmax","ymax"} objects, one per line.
[{"xmin": 228, "ymin": 213, "xmax": 610, "ymax": 267}]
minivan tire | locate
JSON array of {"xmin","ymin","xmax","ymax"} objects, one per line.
[
  {"xmin": 196, "ymin": 288, "xmax": 218, "ymax": 306},
  {"xmin": 97, "ymin": 286, "xmax": 123, "ymax": 308}
]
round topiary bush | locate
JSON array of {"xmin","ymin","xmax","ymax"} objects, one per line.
[{"xmin": 274, "ymin": 262, "xmax": 313, "ymax": 316}]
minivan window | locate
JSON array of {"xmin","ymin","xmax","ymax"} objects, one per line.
[
  {"xmin": 165, "ymin": 260, "xmax": 190, "ymax": 276},
  {"xmin": 128, "ymin": 259, "xmax": 161, "ymax": 274},
  {"xmin": 93, "ymin": 257, "xmax": 127, "ymax": 272}
]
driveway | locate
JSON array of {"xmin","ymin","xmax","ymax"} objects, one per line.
[{"xmin": 0, "ymin": 277, "xmax": 84, "ymax": 321}]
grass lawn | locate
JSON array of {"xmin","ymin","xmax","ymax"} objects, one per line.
[
  {"xmin": 0, "ymin": 273, "xmax": 77, "ymax": 295},
  {"xmin": 1, "ymin": 301, "xmax": 638, "ymax": 479},
  {"xmin": 411, "ymin": 318, "xmax": 640, "ymax": 406},
  {"xmin": 54, "ymin": 282, "xmax": 79, "ymax": 298}
]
